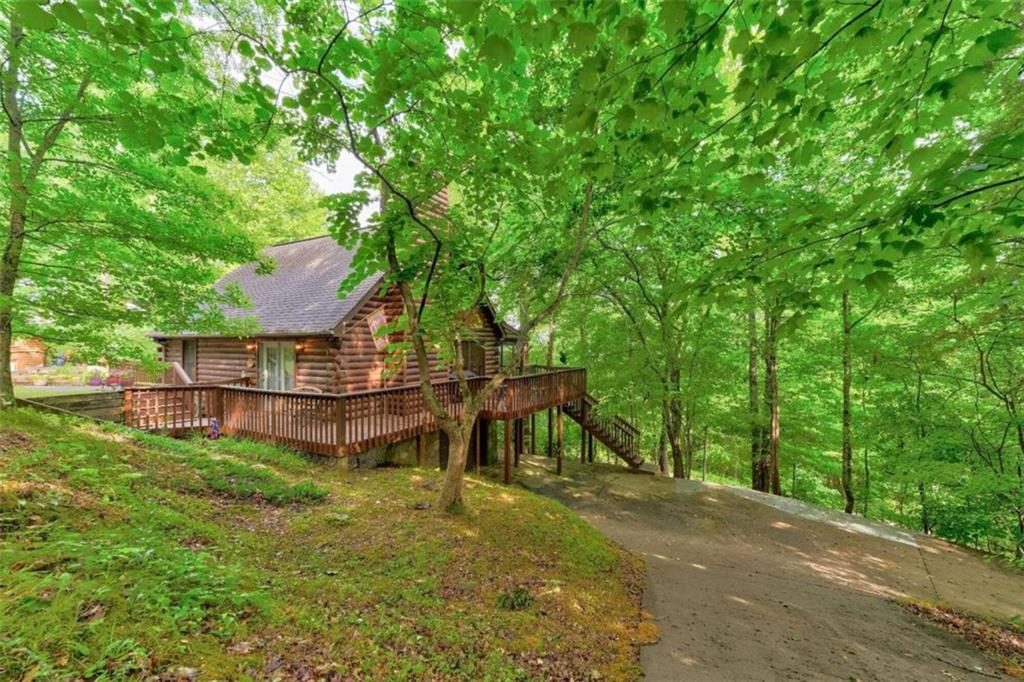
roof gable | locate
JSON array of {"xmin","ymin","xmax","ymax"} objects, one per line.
[{"xmin": 215, "ymin": 235, "xmax": 382, "ymax": 335}]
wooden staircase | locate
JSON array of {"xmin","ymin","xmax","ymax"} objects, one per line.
[{"xmin": 564, "ymin": 394, "xmax": 643, "ymax": 469}]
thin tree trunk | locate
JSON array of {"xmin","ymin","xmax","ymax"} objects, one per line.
[
  {"xmin": 701, "ymin": 424, "xmax": 708, "ymax": 481},
  {"xmin": 657, "ymin": 426, "xmax": 667, "ymax": 475},
  {"xmin": 763, "ymin": 310, "xmax": 782, "ymax": 495},
  {"xmin": 841, "ymin": 290, "xmax": 855, "ymax": 514},
  {"xmin": 919, "ymin": 482, "xmax": 931, "ymax": 535},
  {"xmin": 862, "ymin": 446, "xmax": 870, "ymax": 517},
  {"xmin": 748, "ymin": 288, "xmax": 767, "ymax": 491},
  {"xmin": 665, "ymin": 368, "xmax": 684, "ymax": 478},
  {"xmin": 683, "ymin": 411, "xmax": 694, "ymax": 479}
]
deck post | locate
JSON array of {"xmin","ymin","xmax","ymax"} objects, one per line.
[
  {"xmin": 556, "ymin": 405, "xmax": 563, "ymax": 476},
  {"xmin": 335, "ymin": 395, "xmax": 346, "ymax": 456},
  {"xmin": 475, "ymin": 418, "xmax": 481, "ymax": 475},
  {"xmin": 214, "ymin": 387, "xmax": 224, "ymax": 426},
  {"xmin": 580, "ymin": 401, "xmax": 587, "ymax": 463},
  {"xmin": 513, "ymin": 419, "xmax": 521, "ymax": 467},
  {"xmin": 547, "ymin": 408, "xmax": 553, "ymax": 457},
  {"xmin": 530, "ymin": 412, "xmax": 536, "ymax": 455},
  {"xmin": 503, "ymin": 419, "xmax": 511, "ymax": 484},
  {"xmin": 123, "ymin": 388, "xmax": 133, "ymax": 427},
  {"xmin": 588, "ymin": 432, "xmax": 594, "ymax": 463}
]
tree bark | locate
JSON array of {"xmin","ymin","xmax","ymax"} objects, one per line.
[
  {"xmin": 665, "ymin": 368, "xmax": 685, "ymax": 478},
  {"xmin": 702, "ymin": 424, "xmax": 708, "ymax": 481},
  {"xmin": 841, "ymin": 289, "xmax": 855, "ymax": 514},
  {"xmin": 919, "ymin": 482, "xmax": 931, "ymax": 535},
  {"xmin": 763, "ymin": 309, "xmax": 782, "ymax": 495},
  {"xmin": 657, "ymin": 425, "xmax": 668, "ymax": 476},
  {"xmin": 748, "ymin": 288, "xmax": 767, "ymax": 490},
  {"xmin": 862, "ymin": 446, "xmax": 870, "ymax": 517}
]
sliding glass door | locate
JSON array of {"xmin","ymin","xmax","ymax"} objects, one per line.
[{"xmin": 258, "ymin": 341, "xmax": 295, "ymax": 391}]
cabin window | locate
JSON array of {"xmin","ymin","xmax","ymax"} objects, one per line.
[
  {"xmin": 259, "ymin": 341, "xmax": 295, "ymax": 390},
  {"xmin": 459, "ymin": 340, "xmax": 486, "ymax": 376}
]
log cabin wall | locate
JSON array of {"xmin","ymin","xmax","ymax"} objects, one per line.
[
  {"xmin": 192, "ymin": 336, "xmax": 339, "ymax": 391},
  {"xmin": 333, "ymin": 285, "xmax": 423, "ymax": 392},
  {"xmin": 469, "ymin": 307, "xmax": 502, "ymax": 376},
  {"xmin": 195, "ymin": 338, "xmax": 257, "ymax": 384},
  {"xmin": 333, "ymin": 284, "xmax": 502, "ymax": 392},
  {"xmin": 160, "ymin": 339, "xmax": 184, "ymax": 383},
  {"xmin": 295, "ymin": 337, "xmax": 337, "ymax": 390}
]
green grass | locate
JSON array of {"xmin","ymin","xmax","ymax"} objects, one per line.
[
  {"xmin": 0, "ymin": 409, "xmax": 643, "ymax": 681},
  {"xmin": 13, "ymin": 386, "xmax": 100, "ymax": 399}
]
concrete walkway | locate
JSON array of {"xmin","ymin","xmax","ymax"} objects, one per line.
[{"xmin": 517, "ymin": 457, "xmax": 1023, "ymax": 681}]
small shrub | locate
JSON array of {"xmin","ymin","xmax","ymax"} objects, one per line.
[{"xmin": 496, "ymin": 587, "xmax": 533, "ymax": 611}]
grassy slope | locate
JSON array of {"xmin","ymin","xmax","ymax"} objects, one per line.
[
  {"xmin": 0, "ymin": 409, "xmax": 643, "ymax": 681},
  {"xmin": 13, "ymin": 386, "xmax": 99, "ymax": 399}
]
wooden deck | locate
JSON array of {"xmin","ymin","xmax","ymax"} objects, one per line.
[{"xmin": 124, "ymin": 368, "xmax": 586, "ymax": 457}]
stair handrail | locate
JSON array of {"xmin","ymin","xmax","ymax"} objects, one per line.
[{"xmin": 582, "ymin": 392, "xmax": 640, "ymax": 438}]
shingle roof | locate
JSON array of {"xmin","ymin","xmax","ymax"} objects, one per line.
[{"xmin": 213, "ymin": 235, "xmax": 382, "ymax": 335}]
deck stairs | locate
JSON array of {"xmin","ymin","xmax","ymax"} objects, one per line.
[{"xmin": 564, "ymin": 394, "xmax": 643, "ymax": 469}]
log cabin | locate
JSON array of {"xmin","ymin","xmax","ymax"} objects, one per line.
[
  {"xmin": 138, "ymin": 234, "xmax": 643, "ymax": 476},
  {"xmin": 152, "ymin": 234, "xmax": 518, "ymax": 394}
]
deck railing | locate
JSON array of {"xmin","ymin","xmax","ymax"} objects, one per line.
[
  {"xmin": 123, "ymin": 369, "xmax": 585, "ymax": 457},
  {"xmin": 124, "ymin": 378, "xmax": 251, "ymax": 432}
]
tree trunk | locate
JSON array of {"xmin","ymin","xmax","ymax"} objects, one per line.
[
  {"xmin": 763, "ymin": 310, "xmax": 782, "ymax": 495},
  {"xmin": 0, "ymin": 24, "xmax": 26, "ymax": 408},
  {"xmin": 862, "ymin": 446, "xmax": 870, "ymax": 517},
  {"xmin": 748, "ymin": 288, "xmax": 767, "ymax": 490},
  {"xmin": 841, "ymin": 290, "xmax": 855, "ymax": 514},
  {"xmin": 665, "ymin": 368, "xmax": 685, "ymax": 478},
  {"xmin": 435, "ymin": 424, "xmax": 472, "ymax": 511},
  {"xmin": 1016, "ymin": 509, "xmax": 1024, "ymax": 561},
  {"xmin": 683, "ymin": 413, "xmax": 694, "ymax": 479},
  {"xmin": 919, "ymin": 483, "xmax": 931, "ymax": 535},
  {"xmin": 657, "ymin": 426, "xmax": 668, "ymax": 476},
  {"xmin": 702, "ymin": 424, "xmax": 708, "ymax": 481}
]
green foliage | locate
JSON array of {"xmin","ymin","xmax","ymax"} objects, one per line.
[
  {"xmin": 0, "ymin": 0, "xmax": 273, "ymax": 376},
  {"xmin": 496, "ymin": 587, "xmax": 533, "ymax": 611},
  {"xmin": 205, "ymin": 141, "xmax": 327, "ymax": 250}
]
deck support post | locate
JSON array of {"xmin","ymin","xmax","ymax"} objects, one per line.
[
  {"xmin": 530, "ymin": 413, "xmax": 536, "ymax": 455},
  {"xmin": 514, "ymin": 418, "xmax": 522, "ymax": 467},
  {"xmin": 547, "ymin": 408, "xmax": 553, "ymax": 457},
  {"xmin": 556, "ymin": 405, "xmax": 563, "ymax": 476},
  {"xmin": 503, "ymin": 419, "xmax": 511, "ymax": 484},
  {"xmin": 335, "ymin": 395, "xmax": 346, "ymax": 457},
  {"xmin": 588, "ymin": 432, "xmax": 594, "ymax": 463},
  {"xmin": 474, "ymin": 419, "xmax": 481, "ymax": 475},
  {"xmin": 580, "ymin": 401, "xmax": 587, "ymax": 464}
]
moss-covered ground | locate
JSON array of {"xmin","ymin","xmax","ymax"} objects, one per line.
[{"xmin": 0, "ymin": 409, "xmax": 644, "ymax": 680}]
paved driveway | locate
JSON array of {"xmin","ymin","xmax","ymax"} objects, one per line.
[{"xmin": 516, "ymin": 457, "xmax": 1022, "ymax": 681}]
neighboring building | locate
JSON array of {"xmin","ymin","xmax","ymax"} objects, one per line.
[
  {"xmin": 152, "ymin": 235, "xmax": 517, "ymax": 392},
  {"xmin": 11, "ymin": 338, "xmax": 46, "ymax": 373}
]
